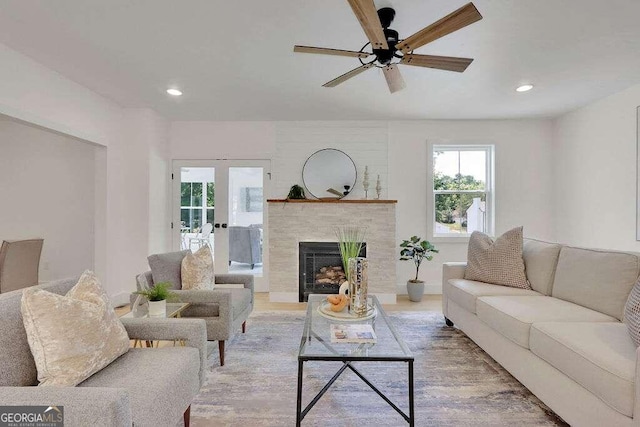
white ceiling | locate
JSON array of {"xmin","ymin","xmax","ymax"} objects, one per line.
[{"xmin": 1, "ymin": 0, "xmax": 640, "ymax": 121}]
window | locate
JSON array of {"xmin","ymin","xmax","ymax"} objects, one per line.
[
  {"xmin": 431, "ymin": 145, "xmax": 494, "ymax": 238},
  {"xmin": 181, "ymin": 182, "xmax": 215, "ymax": 232}
]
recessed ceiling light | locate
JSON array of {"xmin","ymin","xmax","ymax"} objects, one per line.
[
  {"xmin": 166, "ymin": 88, "xmax": 183, "ymax": 96},
  {"xmin": 516, "ymin": 84, "xmax": 534, "ymax": 92}
]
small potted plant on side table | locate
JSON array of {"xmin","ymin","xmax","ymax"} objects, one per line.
[
  {"xmin": 399, "ymin": 236, "xmax": 438, "ymax": 302},
  {"xmin": 134, "ymin": 282, "xmax": 175, "ymax": 317}
]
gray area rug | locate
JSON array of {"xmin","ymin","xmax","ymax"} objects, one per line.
[{"xmin": 192, "ymin": 311, "xmax": 567, "ymax": 426}]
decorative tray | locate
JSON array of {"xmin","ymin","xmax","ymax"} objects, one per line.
[{"xmin": 317, "ymin": 300, "xmax": 377, "ymax": 321}]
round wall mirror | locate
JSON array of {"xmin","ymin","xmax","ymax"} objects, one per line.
[{"xmin": 302, "ymin": 149, "xmax": 357, "ymax": 199}]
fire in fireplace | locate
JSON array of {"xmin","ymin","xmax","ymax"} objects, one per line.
[{"xmin": 298, "ymin": 242, "xmax": 366, "ymax": 302}]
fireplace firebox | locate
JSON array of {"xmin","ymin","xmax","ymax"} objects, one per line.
[{"xmin": 298, "ymin": 242, "xmax": 366, "ymax": 302}]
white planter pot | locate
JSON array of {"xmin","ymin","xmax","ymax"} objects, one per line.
[
  {"xmin": 407, "ymin": 280, "xmax": 425, "ymax": 302},
  {"xmin": 148, "ymin": 299, "xmax": 167, "ymax": 317}
]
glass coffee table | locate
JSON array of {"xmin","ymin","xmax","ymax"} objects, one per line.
[{"xmin": 297, "ymin": 295, "xmax": 414, "ymax": 426}]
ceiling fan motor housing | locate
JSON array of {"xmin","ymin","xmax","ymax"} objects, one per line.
[{"xmin": 373, "ymin": 28, "xmax": 399, "ymax": 65}]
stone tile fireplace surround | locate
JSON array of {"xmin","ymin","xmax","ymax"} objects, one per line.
[{"xmin": 267, "ymin": 199, "xmax": 397, "ymax": 303}]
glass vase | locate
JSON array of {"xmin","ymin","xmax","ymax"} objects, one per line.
[{"xmin": 348, "ymin": 257, "xmax": 369, "ymax": 317}]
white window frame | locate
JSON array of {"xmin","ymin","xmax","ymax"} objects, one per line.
[{"xmin": 428, "ymin": 143, "xmax": 495, "ymax": 241}]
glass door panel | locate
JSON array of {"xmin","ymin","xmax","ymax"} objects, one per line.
[
  {"xmin": 228, "ymin": 167, "xmax": 263, "ymax": 276},
  {"xmin": 179, "ymin": 167, "xmax": 215, "ymax": 259}
]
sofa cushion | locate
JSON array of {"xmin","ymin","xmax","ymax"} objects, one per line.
[
  {"xmin": 530, "ymin": 322, "xmax": 635, "ymax": 417},
  {"xmin": 476, "ymin": 296, "xmax": 617, "ymax": 348},
  {"xmin": 446, "ymin": 279, "xmax": 541, "ymax": 314},
  {"xmin": 552, "ymin": 246, "xmax": 640, "ymax": 320},
  {"xmin": 0, "ymin": 278, "xmax": 77, "ymax": 387},
  {"xmin": 21, "ymin": 271, "xmax": 130, "ymax": 386},
  {"xmin": 523, "ymin": 238, "xmax": 562, "ymax": 295},
  {"xmin": 79, "ymin": 347, "xmax": 200, "ymax": 426},
  {"xmin": 464, "ymin": 227, "xmax": 530, "ymax": 289},
  {"xmin": 148, "ymin": 250, "xmax": 190, "ymax": 290}
]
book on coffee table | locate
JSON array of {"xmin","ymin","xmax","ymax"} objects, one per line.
[{"xmin": 330, "ymin": 324, "xmax": 377, "ymax": 344}]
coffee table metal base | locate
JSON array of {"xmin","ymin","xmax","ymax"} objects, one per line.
[{"xmin": 296, "ymin": 358, "xmax": 414, "ymax": 426}]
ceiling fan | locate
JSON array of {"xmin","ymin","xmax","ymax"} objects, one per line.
[{"xmin": 293, "ymin": 1, "xmax": 483, "ymax": 93}]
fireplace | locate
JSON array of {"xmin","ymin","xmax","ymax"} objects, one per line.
[{"xmin": 298, "ymin": 242, "xmax": 366, "ymax": 302}]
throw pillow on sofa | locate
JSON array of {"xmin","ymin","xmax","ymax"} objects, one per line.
[
  {"xmin": 181, "ymin": 244, "xmax": 215, "ymax": 290},
  {"xmin": 464, "ymin": 226, "xmax": 531, "ymax": 289},
  {"xmin": 624, "ymin": 278, "xmax": 640, "ymax": 346},
  {"xmin": 20, "ymin": 270, "xmax": 130, "ymax": 386}
]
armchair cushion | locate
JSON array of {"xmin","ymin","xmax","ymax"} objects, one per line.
[
  {"xmin": 79, "ymin": 348, "xmax": 199, "ymax": 427},
  {"xmin": 148, "ymin": 250, "xmax": 189, "ymax": 290},
  {"xmin": 181, "ymin": 245, "xmax": 214, "ymax": 290},
  {"xmin": 20, "ymin": 271, "xmax": 130, "ymax": 386}
]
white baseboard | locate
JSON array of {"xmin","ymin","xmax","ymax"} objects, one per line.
[
  {"xmin": 396, "ymin": 282, "xmax": 442, "ymax": 295},
  {"xmin": 372, "ymin": 293, "xmax": 396, "ymax": 304},
  {"xmin": 111, "ymin": 291, "xmax": 131, "ymax": 308}
]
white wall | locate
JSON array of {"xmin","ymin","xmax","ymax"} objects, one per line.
[
  {"xmin": 0, "ymin": 43, "xmax": 171, "ymax": 303},
  {"xmin": 553, "ymin": 83, "xmax": 640, "ymax": 252},
  {"xmin": 0, "ymin": 119, "xmax": 96, "ymax": 281},
  {"xmin": 171, "ymin": 119, "xmax": 554, "ymax": 293}
]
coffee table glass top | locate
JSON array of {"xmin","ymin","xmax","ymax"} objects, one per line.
[
  {"xmin": 120, "ymin": 303, "xmax": 190, "ymax": 319},
  {"xmin": 299, "ymin": 295, "xmax": 413, "ymax": 361}
]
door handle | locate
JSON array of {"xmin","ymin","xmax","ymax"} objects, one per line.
[
  {"xmin": 221, "ymin": 223, "xmax": 228, "ymax": 229},
  {"xmin": 214, "ymin": 223, "xmax": 221, "ymax": 228}
]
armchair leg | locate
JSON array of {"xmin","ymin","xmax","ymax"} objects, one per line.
[
  {"xmin": 184, "ymin": 405, "xmax": 191, "ymax": 427},
  {"xmin": 219, "ymin": 340, "xmax": 225, "ymax": 366},
  {"xmin": 242, "ymin": 321, "xmax": 246, "ymax": 333}
]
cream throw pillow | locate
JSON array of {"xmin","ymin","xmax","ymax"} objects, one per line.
[
  {"xmin": 464, "ymin": 226, "xmax": 531, "ymax": 289},
  {"xmin": 624, "ymin": 278, "xmax": 640, "ymax": 346},
  {"xmin": 181, "ymin": 244, "xmax": 215, "ymax": 290},
  {"xmin": 20, "ymin": 270, "xmax": 130, "ymax": 386}
]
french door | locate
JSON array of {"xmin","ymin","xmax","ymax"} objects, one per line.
[{"xmin": 172, "ymin": 160, "xmax": 270, "ymax": 291}]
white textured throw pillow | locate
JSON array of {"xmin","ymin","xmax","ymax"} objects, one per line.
[
  {"xmin": 464, "ymin": 226, "xmax": 531, "ymax": 289},
  {"xmin": 20, "ymin": 271, "xmax": 130, "ymax": 386},
  {"xmin": 624, "ymin": 278, "xmax": 640, "ymax": 346},
  {"xmin": 181, "ymin": 244, "xmax": 215, "ymax": 290}
]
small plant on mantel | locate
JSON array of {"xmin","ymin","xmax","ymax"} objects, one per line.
[
  {"xmin": 335, "ymin": 226, "xmax": 366, "ymax": 284},
  {"xmin": 399, "ymin": 236, "xmax": 438, "ymax": 302}
]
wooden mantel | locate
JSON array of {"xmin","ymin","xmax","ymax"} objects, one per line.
[{"xmin": 267, "ymin": 199, "xmax": 397, "ymax": 204}]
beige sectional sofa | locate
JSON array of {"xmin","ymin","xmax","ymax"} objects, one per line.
[{"xmin": 442, "ymin": 238, "xmax": 640, "ymax": 427}]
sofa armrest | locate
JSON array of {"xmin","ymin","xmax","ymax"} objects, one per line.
[
  {"xmin": 215, "ymin": 274, "xmax": 254, "ymax": 302},
  {"xmin": 442, "ymin": 262, "xmax": 467, "ymax": 319},
  {"xmin": 120, "ymin": 318, "xmax": 207, "ymax": 386},
  {"xmin": 0, "ymin": 387, "xmax": 131, "ymax": 427}
]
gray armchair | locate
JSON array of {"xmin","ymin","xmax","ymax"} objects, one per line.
[
  {"xmin": 0, "ymin": 278, "xmax": 207, "ymax": 427},
  {"xmin": 228, "ymin": 226, "xmax": 262, "ymax": 269},
  {"xmin": 136, "ymin": 250, "xmax": 254, "ymax": 366}
]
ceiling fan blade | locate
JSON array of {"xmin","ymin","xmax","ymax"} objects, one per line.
[
  {"xmin": 323, "ymin": 63, "xmax": 374, "ymax": 87},
  {"xmin": 400, "ymin": 54, "xmax": 474, "ymax": 72},
  {"xmin": 346, "ymin": 0, "xmax": 389, "ymax": 50},
  {"xmin": 396, "ymin": 2, "xmax": 482, "ymax": 53},
  {"xmin": 383, "ymin": 64, "xmax": 406, "ymax": 94},
  {"xmin": 293, "ymin": 45, "xmax": 371, "ymax": 58}
]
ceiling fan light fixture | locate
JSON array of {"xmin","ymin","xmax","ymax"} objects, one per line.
[
  {"xmin": 516, "ymin": 84, "xmax": 534, "ymax": 92},
  {"xmin": 166, "ymin": 88, "xmax": 183, "ymax": 96}
]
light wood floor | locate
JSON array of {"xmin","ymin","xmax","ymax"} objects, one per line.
[
  {"xmin": 254, "ymin": 292, "xmax": 443, "ymax": 312},
  {"xmin": 116, "ymin": 293, "xmax": 443, "ymax": 316}
]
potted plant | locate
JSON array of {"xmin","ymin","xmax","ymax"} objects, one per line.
[
  {"xmin": 336, "ymin": 226, "xmax": 366, "ymax": 284},
  {"xmin": 134, "ymin": 282, "xmax": 175, "ymax": 317},
  {"xmin": 399, "ymin": 236, "xmax": 438, "ymax": 302}
]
